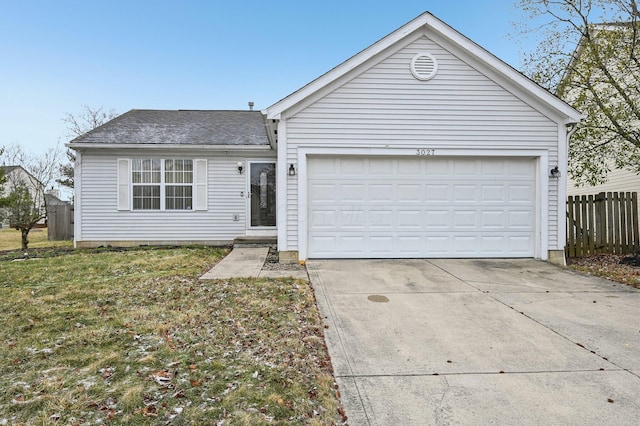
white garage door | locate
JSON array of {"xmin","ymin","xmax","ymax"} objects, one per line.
[{"xmin": 307, "ymin": 156, "xmax": 536, "ymax": 258}]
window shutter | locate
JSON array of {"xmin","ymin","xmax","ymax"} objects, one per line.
[
  {"xmin": 194, "ymin": 159, "xmax": 207, "ymax": 211},
  {"xmin": 117, "ymin": 158, "xmax": 130, "ymax": 211}
]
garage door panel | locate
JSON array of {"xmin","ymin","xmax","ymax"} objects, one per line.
[
  {"xmin": 369, "ymin": 236, "xmax": 394, "ymax": 256},
  {"xmin": 398, "ymin": 184, "xmax": 422, "ymax": 202},
  {"xmin": 370, "ymin": 184, "xmax": 394, "ymax": 202},
  {"xmin": 425, "ymin": 236, "xmax": 451, "ymax": 255},
  {"xmin": 481, "ymin": 160, "xmax": 506, "ymax": 176},
  {"xmin": 509, "ymin": 185, "xmax": 535, "ymax": 202},
  {"xmin": 508, "ymin": 160, "xmax": 536, "ymax": 176},
  {"xmin": 509, "ymin": 236, "xmax": 534, "ymax": 253},
  {"xmin": 426, "ymin": 184, "xmax": 450, "ymax": 202},
  {"xmin": 340, "ymin": 184, "xmax": 366, "ymax": 202},
  {"xmin": 481, "ymin": 185, "xmax": 506, "ymax": 202},
  {"xmin": 453, "ymin": 185, "xmax": 478, "ymax": 202},
  {"xmin": 307, "ymin": 156, "xmax": 536, "ymax": 258},
  {"xmin": 509, "ymin": 210, "xmax": 534, "ymax": 228},
  {"xmin": 453, "ymin": 159, "xmax": 478, "ymax": 176},
  {"xmin": 339, "ymin": 209, "xmax": 365, "ymax": 229},
  {"xmin": 481, "ymin": 210, "xmax": 506, "ymax": 229},
  {"xmin": 452, "ymin": 236, "xmax": 478, "ymax": 254},
  {"xmin": 398, "ymin": 210, "xmax": 422, "ymax": 228},
  {"xmin": 425, "ymin": 161, "xmax": 451, "ymax": 176},
  {"xmin": 397, "ymin": 236, "xmax": 423, "ymax": 255},
  {"xmin": 369, "ymin": 158, "xmax": 395, "ymax": 174},
  {"xmin": 311, "ymin": 236, "xmax": 337, "ymax": 256},
  {"xmin": 340, "ymin": 158, "xmax": 366, "ymax": 175},
  {"xmin": 309, "ymin": 209, "xmax": 337, "ymax": 229},
  {"xmin": 481, "ymin": 236, "xmax": 508, "ymax": 254},
  {"xmin": 308, "ymin": 157, "xmax": 338, "ymax": 176},
  {"xmin": 397, "ymin": 159, "xmax": 423, "ymax": 175},
  {"xmin": 340, "ymin": 236, "xmax": 367, "ymax": 254},
  {"xmin": 425, "ymin": 210, "xmax": 451, "ymax": 228},
  {"xmin": 369, "ymin": 210, "xmax": 394, "ymax": 228},
  {"xmin": 453, "ymin": 211, "xmax": 478, "ymax": 228},
  {"xmin": 309, "ymin": 183, "xmax": 336, "ymax": 202}
]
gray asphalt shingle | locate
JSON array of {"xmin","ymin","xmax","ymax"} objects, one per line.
[{"xmin": 69, "ymin": 109, "xmax": 270, "ymax": 146}]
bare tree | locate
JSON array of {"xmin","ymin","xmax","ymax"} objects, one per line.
[
  {"xmin": 0, "ymin": 147, "xmax": 5, "ymax": 199},
  {"xmin": 58, "ymin": 105, "xmax": 119, "ymax": 189},
  {"xmin": 514, "ymin": 0, "xmax": 640, "ymax": 185},
  {"xmin": 1, "ymin": 144, "xmax": 63, "ymax": 251}
]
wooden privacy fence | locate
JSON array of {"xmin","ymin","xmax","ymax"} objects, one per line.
[
  {"xmin": 47, "ymin": 204, "xmax": 74, "ymax": 241},
  {"xmin": 566, "ymin": 192, "xmax": 639, "ymax": 257}
]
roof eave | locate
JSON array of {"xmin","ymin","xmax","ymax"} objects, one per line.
[{"xmin": 66, "ymin": 143, "xmax": 274, "ymax": 151}]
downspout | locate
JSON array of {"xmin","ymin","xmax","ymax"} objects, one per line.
[{"xmin": 566, "ymin": 122, "xmax": 579, "ymax": 141}]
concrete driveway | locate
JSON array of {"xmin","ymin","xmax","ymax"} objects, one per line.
[{"xmin": 307, "ymin": 259, "xmax": 640, "ymax": 425}]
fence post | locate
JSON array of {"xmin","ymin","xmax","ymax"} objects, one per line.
[
  {"xmin": 567, "ymin": 196, "xmax": 576, "ymax": 257},
  {"xmin": 621, "ymin": 192, "xmax": 629, "ymax": 254},
  {"xmin": 595, "ymin": 192, "xmax": 604, "ymax": 253},
  {"xmin": 587, "ymin": 194, "xmax": 594, "ymax": 255},
  {"xmin": 633, "ymin": 193, "xmax": 639, "ymax": 254}
]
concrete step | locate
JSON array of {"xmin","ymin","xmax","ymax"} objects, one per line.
[{"xmin": 233, "ymin": 236, "xmax": 277, "ymax": 247}]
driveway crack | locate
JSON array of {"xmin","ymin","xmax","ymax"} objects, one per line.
[{"xmin": 427, "ymin": 260, "xmax": 637, "ymax": 377}]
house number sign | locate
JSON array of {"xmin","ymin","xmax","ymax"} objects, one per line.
[{"xmin": 415, "ymin": 148, "xmax": 435, "ymax": 156}]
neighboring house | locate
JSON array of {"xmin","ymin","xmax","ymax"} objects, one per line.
[
  {"xmin": 568, "ymin": 169, "xmax": 640, "ymax": 196},
  {"xmin": 560, "ymin": 23, "xmax": 640, "ymax": 197},
  {"xmin": 0, "ymin": 165, "xmax": 46, "ymax": 228},
  {"xmin": 68, "ymin": 12, "xmax": 581, "ymax": 264}
]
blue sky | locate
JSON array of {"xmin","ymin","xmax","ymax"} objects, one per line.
[{"xmin": 1, "ymin": 0, "xmax": 534, "ymax": 157}]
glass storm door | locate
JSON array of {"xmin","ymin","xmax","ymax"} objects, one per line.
[{"xmin": 249, "ymin": 162, "xmax": 276, "ymax": 227}]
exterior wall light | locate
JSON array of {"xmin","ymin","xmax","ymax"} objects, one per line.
[
  {"xmin": 550, "ymin": 166, "xmax": 561, "ymax": 178},
  {"xmin": 237, "ymin": 161, "xmax": 244, "ymax": 174},
  {"xmin": 288, "ymin": 164, "xmax": 296, "ymax": 176}
]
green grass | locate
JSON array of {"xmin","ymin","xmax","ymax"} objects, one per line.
[
  {"xmin": 0, "ymin": 227, "xmax": 73, "ymax": 251},
  {"xmin": 0, "ymin": 247, "xmax": 342, "ymax": 424}
]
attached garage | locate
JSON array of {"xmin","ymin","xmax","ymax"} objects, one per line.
[
  {"xmin": 307, "ymin": 156, "xmax": 536, "ymax": 258},
  {"xmin": 266, "ymin": 12, "xmax": 583, "ymax": 264}
]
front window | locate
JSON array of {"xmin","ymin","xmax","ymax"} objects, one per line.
[
  {"xmin": 165, "ymin": 159, "xmax": 193, "ymax": 210},
  {"xmin": 132, "ymin": 159, "xmax": 193, "ymax": 210}
]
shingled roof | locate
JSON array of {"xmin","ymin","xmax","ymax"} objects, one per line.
[{"xmin": 69, "ymin": 110, "xmax": 270, "ymax": 146}]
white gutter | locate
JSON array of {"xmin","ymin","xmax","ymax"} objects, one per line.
[{"xmin": 66, "ymin": 143, "xmax": 273, "ymax": 151}]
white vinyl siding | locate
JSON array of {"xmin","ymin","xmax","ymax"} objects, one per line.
[
  {"xmin": 79, "ymin": 151, "xmax": 274, "ymax": 243},
  {"xmin": 282, "ymin": 35, "xmax": 561, "ymax": 254}
]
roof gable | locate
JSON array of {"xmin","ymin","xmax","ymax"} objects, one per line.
[{"xmin": 266, "ymin": 12, "xmax": 582, "ymax": 124}]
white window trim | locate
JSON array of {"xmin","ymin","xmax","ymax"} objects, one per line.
[{"xmin": 117, "ymin": 158, "xmax": 207, "ymax": 212}]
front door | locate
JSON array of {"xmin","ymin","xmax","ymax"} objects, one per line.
[{"xmin": 249, "ymin": 162, "xmax": 276, "ymax": 228}]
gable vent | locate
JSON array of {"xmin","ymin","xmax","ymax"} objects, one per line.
[{"xmin": 410, "ymin": 52, "xmax": 438, "ymax": 81}]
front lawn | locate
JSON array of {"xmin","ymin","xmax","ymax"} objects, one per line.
[
  {"xmin": 0, "ymin": 227, "xmax": 72, "ymax": 251},
  {"xmin": 0, "ymin": 246, "xmax": 342, "ymax": 424}
]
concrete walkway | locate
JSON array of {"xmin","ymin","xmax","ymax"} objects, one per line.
[
  {"xmin": 199, "ymin": 247, "xmax": 308, "ymax": 280},
  {"xmin": 308, "ymin": 258, "xmax": 640, "ymax": 425}
]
